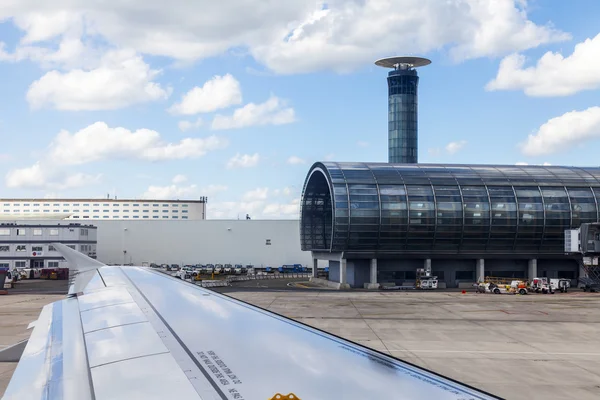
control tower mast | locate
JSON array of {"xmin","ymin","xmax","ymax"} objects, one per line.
[{"xmin": 375, "ymin": 56, "xmax": 431, "ymax": 164}]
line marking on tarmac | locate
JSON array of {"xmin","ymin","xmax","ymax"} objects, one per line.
[{"xmin": 389, "ymin": 349, "xmax": 600, "ymax": 356}]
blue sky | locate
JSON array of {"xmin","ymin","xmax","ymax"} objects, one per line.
[{"xmin": 0, "ymin": 0, "xmax": 599, "ymax": 218}]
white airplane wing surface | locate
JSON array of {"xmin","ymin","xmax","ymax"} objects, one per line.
[{"xmin": 3, "ymin": 244, "xmax": 500, "ymax": 400}]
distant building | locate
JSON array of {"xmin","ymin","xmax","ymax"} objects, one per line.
[
  {"xmin": 0, "ymin": 198, "xmax": 207, "ymax": 221},
  {"xmin": 0, "ymin": 222, "xmax": 97, "ymax": 270},
  {"xmin": 0, "ymin": 219, "xmax": 313, "ymax": 269}
]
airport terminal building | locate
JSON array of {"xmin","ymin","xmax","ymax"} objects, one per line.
[{"xmin": 301, "ymin": 162, "xmax": 599, "ymax": 288}]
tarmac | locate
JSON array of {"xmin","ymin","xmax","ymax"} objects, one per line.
[{"xmin": 1, "ymin": 278, "xmax": 600, "ymax": 399}]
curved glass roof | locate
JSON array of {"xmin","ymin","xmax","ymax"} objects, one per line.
[{"xmin": 300, "ymin": 162, "xmax": 600, "ymax": 255}]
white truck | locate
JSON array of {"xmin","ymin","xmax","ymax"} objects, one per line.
[
  {"xmin": 530, "ymin": 277, "xmax": 570, "ymax": 294},
  {"xmin": 417, "ymin": 276, "xmax": 438, "ymax": 290}
]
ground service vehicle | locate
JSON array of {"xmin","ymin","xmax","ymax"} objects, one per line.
[
  {"xmin": 530, "ymin": 277, "xmax": 555, "ymax": 294},
  {"xmin": 507, "ymin": 280, "xmax": 528, "ymax": 295},
  {"xmin": 417, "ymin": 276, "xmax": 438, "ymax": 289},
  {"xmin": 476, "ymin": 282, "xmax": 502, "ymax": 294}
]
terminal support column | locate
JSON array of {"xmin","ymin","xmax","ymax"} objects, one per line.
[
  {"xmin": 476, "ymin": 259, "xmax": 485, "ymax": 283},
  {"xmin": 339, "ymin": 258, "xmax": 350, "ymax": 289},
  {"xmin": 312, "ymin": 258, "xmax": 318, "ymax": 278},
  {"xmin": 364, "ymin": 258, "xmax": 379, "ymax": 289},
  {"xmin": 528, "ymin": 259, "xmax": 537, "ymax": 281}
]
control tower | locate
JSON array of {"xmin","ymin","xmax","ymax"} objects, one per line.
[{"xmin": 375, "ymin": 56, "xmax": 431, "ymax": 164}]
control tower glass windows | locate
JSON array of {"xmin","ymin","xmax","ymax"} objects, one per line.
[{"xmin": 387, "ymin": 69, "xmax": 419, "ymax": 164}]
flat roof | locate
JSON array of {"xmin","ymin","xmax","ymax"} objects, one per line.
[
  {"xmin": 0, "ymin": 222, "xmax": 97, "ymax": 229},
  {"xmin": 0, "ymin": 198, "xmax": 207, "ymax": 204},
  {"xmin": 375, "ymin": 56, "xmax": 431, "ymax": 69}
]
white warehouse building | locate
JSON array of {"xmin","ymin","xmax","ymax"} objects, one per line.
[
  {"xmin": 0, "ymin": 219, "xmax": 312, "ymax": 269},
  {"xmin": 0, "ymin": 198, "xmax": 207, "ymax": 221}
]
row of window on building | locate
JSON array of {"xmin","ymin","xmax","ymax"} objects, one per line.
[
  {"xmin": 0, "ymin": 228, "xmax": 90, "ymax": 236},
  {"xmin": 2, "ymin": 203, "xmax": 190, "ymax": 207},
  {"xmin": 3, "ymin": 209, "xmax": 189, "ymax": 214},
  {"xmin": 0, "ymin": 261, "xmax": 61, "ymax": 269},
  {"xmin": 0, "ymin": 244, "xmax": 93, "ymax": 252}
]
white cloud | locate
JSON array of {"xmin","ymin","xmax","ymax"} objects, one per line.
[
  {"xmin": 250, "ymin": 0, "xmax": 570, "ymax": 74},
  {"xmin": 242, "ymin": 187, "xmax": 269, "ymax": 201},
  {"xmin": 208, "ymin": 200, "xmax": 266, "ymax": 219},
  {"xmin": 142, "ymin": 183, "xmax": 198, "ymax": 200},
  {"xmin": 48, "ymin": 121, "xmax": 228, "ymax": 165},
  {"xmin": 445, "ymin": 140, "xmax": 467, "ymax": 154},
  {"xmin": 357, "ymin": 141, "xmax": 369, "ymax": 148},
  {"xmin": 287, "ymin": 156, "xmax": 306, "ymax": 165},
  {"xmin": 521, "ymin": 107, "xmax": 600, "ymax": 156},
  {"xmin": 0, "ymin": 11, "xmax": 96, "ymax": 70},
  {"xmin": 0, "ymin": 37, "xmax": 94, "ymax": 70},
  {"xmin": 211, "ymin": 96, "xmax": 295, "ymax": 130},
  {"xmin": 226, "ymin": 153, "xmax": 260, "ymax": 169},
  {"xmin": 201, "ymin": 184, "xmax": 228, "ymax": 196},
  {"xmin": 262, "ymin": 198, "xmax": 300, "ymax": 218},
  {"xmin": 5, "ymin": 162, "xmax": 101, "ymax": 190},
  {"xmin": 515, "ymin": 162, "xmax": 552, "ymax": 166},
  {"xmin": 486, "ymin": 33, "xmax": 600, "ymax": 96},
  {"xmin": 172, "ymin": 174, "xmax": 187, "ymax": 184},
  {"xmin": 141, "ymin": 181, "xmax": 227, "ymax": 201},
  {"xmin": 168, "ymin": 74, "xmax": 242, "ymax": 115},
  {"xmin": 0, "ymin": 1, "xmax": 568, "ymax": 75},
  {"xmin": 26, "ymin": 49, "xmax": 171, "ymax": 110},
  {"xmin": 208, "ymin": 198, "xmax": 300, "ymax": 219},
  {"xmin": 178, "ymin": 118, "xmax": 203, "ymax": 132},
  {"xmin": 4, "ymin": 121, "xmax": 228, "ymax": 190},
  {"xmin": 429, "ymin": 141, "xmax": 467, "ymax": 156},
  {"xmin": 323, "ymin": 153, "xmax": 335, "ymax": 161},
  {"xmin": 207, "ymin": 186, "xmax": 299, "ymax": 219}
]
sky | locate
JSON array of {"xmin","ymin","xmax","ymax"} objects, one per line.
[{"xmin": 1, "ymin": 0, "xmax": 600, "ymax": 219}]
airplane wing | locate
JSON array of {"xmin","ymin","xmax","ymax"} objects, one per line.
[{"xmin": 3, "ymin": 243, "xmax": 500, "ymax": 400}]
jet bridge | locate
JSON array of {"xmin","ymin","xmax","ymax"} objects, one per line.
[{"xmin": 565, "ymin": 223, "xmax": 600, "ymax": 290}]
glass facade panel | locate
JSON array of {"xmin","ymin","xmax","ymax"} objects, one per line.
[
  {"xmin": 433, "ymin": 186, "xmax": 462, "ymax": 251},
  {"xmin": 460, "ymin": 186, "xmax": 490, "ymax": 250},
  {"xmin": 514, "ymin": 187, "xmax": 544, "ymax": 250},
  {"xmin": 387, "ymin": 69, "xmax": 419, "ymax": 163},
  {"xmin": 300, "ymin": 163, "xmax": 600, "ymax": 255},
  {"xmin": 406, "ymin": 185, "xmax": 434, "ymax": 250},
  {"xmin": 540, "ymin": 187, "xmax": 571, "ymax": 251},
  {"xmin": 569, "ymin": 188, "xmax": 598, "ymax": 228},
  {"xmin": 487, "ymin": 186, "xmax": 517, "ymax": 250}
]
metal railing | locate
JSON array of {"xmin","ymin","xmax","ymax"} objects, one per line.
[
  {"xmin": 227, "ymin": 273, "xmax": 311, "ymax": 283},
  {"xmin": 181, "ymin": 272, "xmax": 312, "ymax": 288},
  {"xmin": 199, "ymin": 280, "xmax": 231, "ymax": 288}
]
